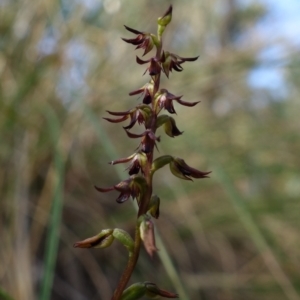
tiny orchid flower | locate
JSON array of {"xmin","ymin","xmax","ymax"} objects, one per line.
[
  {"xmin": 95, "ymin": 175, "xmax": 147, "ymax": 203},
  {"xmin": 129, "ymin": 80, "xmax": 154, "ymax": 104},
  {"xmin": 136, "ymin": 56, "xmax": 161, "ymax": 76},
  {"xmin": 122, "ymin": 25, "xmax": 156, "ymax": 56},
  {"xmin": 124, "ymin": 129, "xmax": 160, "ymax": 153},
  {"xmin": 161, "ymin": 51, "xmax": 199, "ymax": 78},
  {"xmin": 170, "ymin": 158, "xmax": 211, "ymax": 181},
  {"xmin": 109, "ymin": 151, "xmax": 147, "ymax": 175},
  {"xmin": 155, "ymin": 89, "xmax": 200, "ymax": 114},
  {"xmin": 104, "ymin": 104, "xmax": 152, "ymax": 129}
]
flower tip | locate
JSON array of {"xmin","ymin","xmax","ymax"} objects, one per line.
[
  {"xmin": 165, "ymin": 5, "xmax": 173, "ymax": 16},
  {"xmin": 158, "ymin": 5, "xmax": 173, "ymax": 27}
]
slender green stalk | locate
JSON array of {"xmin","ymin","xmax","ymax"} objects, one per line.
[
  {"xmin": 39, "ymin": 107, "xmax": 65, "ymax": 300},
  {"xmin": 111, "ymin": 223, "xmax": 142, "ymax": 300}
]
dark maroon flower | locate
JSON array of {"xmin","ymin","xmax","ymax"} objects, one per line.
[
  {"xmin": 170, "ymin": 158, "xmax": 211, "ymax": 181},
  {"xmin": 104, "ymin": 104, "xmax": 152, "ymax": 129},
  {"xmin": 161, "ymin": 51, "xmax": 199, "ymax": 78},
  {"xmin": 109, "ymin": 151, "xmax": 147, "ymax": 175},
  {"xmin": 122, "ymin": 25, "xmax": 155, "ymax": 56},
  {"xmin": 155, "ymin": 89, "xmax": 200, "ymax": 114},
  {"xmin": 95, "ymin": 175, "xmax": 147, "ymax": 203},
  {"xmin": 136, "ymin": 56, "xmax": 161, "ymax": 76},
  {"xmin": 124, "ymin": 129, "xmax": 160, "ymax": 153},
  {"xmin": 129, "ymin": 80, "xmax": 154, "ymax": 104}
]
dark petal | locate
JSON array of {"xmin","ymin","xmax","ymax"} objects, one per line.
[
  {"xmin": 190, "ymin": 170, "xmax": 211, "ymax": 179},
  {"xmin": 129, "ymin": 88, "xmax": 144, "ymax": 96},
  {"xmin": 109, "ymin": 156, "xmax": 133, "ymax": 165},
  {"xmin": 171, "ymin": 126, "xmax": 183, "ymax": 137},
  {"xmin": 94, "ymin": 186, "xmax": 115, "ymax": 192},
  {"xmin": 176, "ymin": 160, "xmax": 211, "ymax": 179},
  {"xmin": 172, "ymin": 64, "xmax": 183, "ymax": 72},
  {"xmin": 106, "ymin": 109, "xmax": 131, "ymax": 116},
  {"xmin": 103, "ymin": 115, "xmax": 128, "ymax": 123},
  {"xmin": 164, "ymin": 99, "xmax": 176, "ymax": 114},
  {"xmin": 149, "ymin": 59, "xmax": 161, "ymax": 76},
  {"xmin": 136, "ymin": 56, "xmax": 149, "ymax": 65},
  {"xmin": 161, "ymin": 5, "xmax": 173, "ymax": 18},
  {"xmin": 175, "ymin": 98, "xmax": 200, "ymax": 107},
  {"xmin": 124, "ymin": 25, "xmax": 143, "ymax": 35},
  {"xmin": 128, "ymin": 162, "xmax": 140, "ymax": 175},
  {"xmin": 116, "ymin": 192, "xmax": 130, "ymax": 203},
  {"xmin": 136, "ymin": 38, "xmax": 148, "ymax": 50},
  {"xmin": 143, "ymin": 90, "xmax": 152, "ymax": 104},
  {"xmin": 124, "ymin": 129, "xmax": 146, "ymax": 139},
  {"xmin": 180, "ymin": 55, "xmax": 199, "ymax": 62},
  {"xmin": 123, "ymin": 116, "xmax": 138, "ymax": 129},
  {"xmin": 121, "ymin": 37, "xmax": 143, "ymax": 45},
  {"xmin": 177, "ymin": 165, "xmax": 192, "ymax": 176}
]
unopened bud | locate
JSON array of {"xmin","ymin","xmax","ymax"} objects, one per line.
[
  {"xmin": 145, "ymin": 282, "xmax": 179, "ymax": 298},
  {"xmin": 121, "ymin": 282, "xmax": 146, "ymax": 300},
  {"xmin": 157, "ymin": 5, "xmax": 172, "ymax": 27},
  {"xmin": 148, "ymin": 195, "xmax": 160, "ymax": 219},
  {"xmin": 73, "ymin": 229, "xmax": 114, "ymax": 249},
  {"xmin": 139, "ymin": 215, "xmax": 158, "ymax": 257}
]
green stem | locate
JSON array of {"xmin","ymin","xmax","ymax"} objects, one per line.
[{"xmin": 111, "ymin": 223, "xmax": 142, "ymax": 300}]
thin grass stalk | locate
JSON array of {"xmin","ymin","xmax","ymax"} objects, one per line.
[{"xmin": 39, "ymin": 107, "xmax": 65, "ymax": 300}]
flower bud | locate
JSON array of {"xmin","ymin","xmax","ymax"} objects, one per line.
[
  {"xmin": 121, "ymin": 282, "xmax": 146, "ymax": 300},
  {"xmin": 170, "ymin": 157, "xmax": 211, "ymax": 181},
  {"xmin": 139, "ymin": 215, "xmax": 158, "ymax": 257},
  {"xmin": 73, "ymin": 229, "xmax": 114, "ymax": 249},
  {"xmin": 156, "ymin": 115, "xmax": 183, "ymax": 137},
  {"xmin": 145, "ymin": 282, "xmax": 179, "ymax": 298},
  {"xmin": 157, "ymin": 5, "xmax": 172, "ymax": 27},
  {"xmin": 148, "ymin": 195, "xmax": 160, "ymax": 219}
]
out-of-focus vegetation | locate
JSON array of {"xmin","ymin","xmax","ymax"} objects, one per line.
[{"xmin": 1, "ymin": 0, "xmax": 299, "ymax": 299}]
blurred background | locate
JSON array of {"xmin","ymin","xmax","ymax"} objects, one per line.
[{"xmin": 1, "ymin": 0, "xmax": 300, "ymax": 299}]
